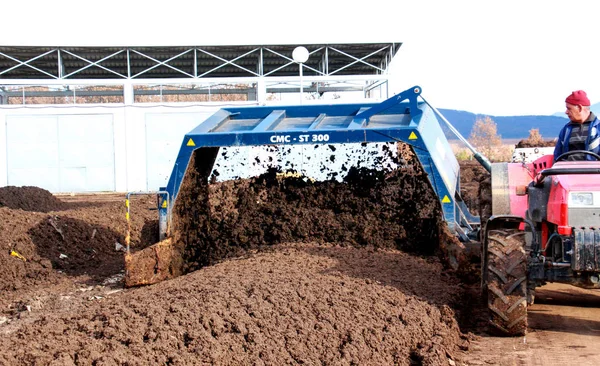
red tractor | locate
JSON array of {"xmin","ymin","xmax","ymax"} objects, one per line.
[{"xmin": 482, "ymin": 150, "xmax": 600, "ymax": 336}]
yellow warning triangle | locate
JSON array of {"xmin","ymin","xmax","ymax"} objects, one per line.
[
  {"xmin": 408, "ymin": 132, "xmax": 418, "ymax": 140},
  {"xmin": 186, "ymin": 138, "xmax": 196, "ymax": 147},
  {"xmin": 161, "ymin": 200, "xmax": 168, "ymax": 208},
  {"xmin": 442, "ymin": 195, "xmax": 451, "ymax": 203}
]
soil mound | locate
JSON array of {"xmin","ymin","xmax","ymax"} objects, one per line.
[
  {"xmin": 458, "ymin": 160, "xmax": 490, "ymax": 215},
  {"xmin": 0, "ymin": 186, "xmax": 67, "ymax": 212},
  {"xmin": 28, "ymin": 215, "xmax": 124, "ymax": 277},
  {"xmin": 0, "ymin": 194, "xmax": 156, "ymax": 296},
  {"xmin": 514, "ymin": 128, "xmax": 556, "ymax": 148},
  {"xmin": 0, "ymin": 147, "xmax": 483, "ymax": 365},
  {"xmin": 515, "ymin": 139, "xmax": 555, "ymax": 148},
  {"xmin": 171, "ymin": 144, "xmax": 443, "ymax": 275},
  {"xmin": 0, "ymin": 244, "xmax": 468, "ymax": 365}
]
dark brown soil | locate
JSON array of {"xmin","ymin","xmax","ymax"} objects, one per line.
[
  {"xmin": 1, "ymin": 243, "xmax": 471, "ymax": 365},
  {"xmin": 171, "ymin": 144, "xmax": 442, "ymax": 275},
  {"xmin": 0, "ymin": 193, "xmax": 157, "ymax": 297},
  {"xmin": 515, "ymin": 139, "xmax": 555, "ymax": 148},
  {"xmin": 0, "ymin": 146, "xmax": 488, "ymax": 365},
  {"xmin": 0, "ymin": 186, "xmax": 68, "ymax": 212},
  {"xmin": 458, "ymin": 160, "xmax": 490, "ymax": 216}
]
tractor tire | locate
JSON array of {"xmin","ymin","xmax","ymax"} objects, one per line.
[{"xmin": 484, "ymin": 229, "xmax": 528, "ymax": 336}]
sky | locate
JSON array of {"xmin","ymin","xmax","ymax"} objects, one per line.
[{"xmin": 3, "ymin": 0, "xmax": 600, "ymax": 116}]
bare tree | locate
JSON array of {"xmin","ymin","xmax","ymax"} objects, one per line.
[
  {"xmin": 469, "ymin": 116, "xmax": 502, "ymax": 159},
  {"xmin": 526, "ymin": 128, "xmax": 544, "ymax": 145}
]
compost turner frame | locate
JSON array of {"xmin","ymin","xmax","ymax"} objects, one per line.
[{"xmin": 158, "ymin": 86, "xmax": 482, "ymax": 243}]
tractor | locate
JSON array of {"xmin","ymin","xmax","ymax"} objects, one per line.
[{"xmin": 482, "ymin": 150, "xmax": 600, "ymax": 336}]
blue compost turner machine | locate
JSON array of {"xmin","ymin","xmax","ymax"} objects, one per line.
[{"xmin": 124, "ymin": 86, "xmax": 489, "ymax": 287}]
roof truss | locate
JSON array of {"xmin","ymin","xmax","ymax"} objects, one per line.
[{"xmin": 0, "ymin": 43, "xmax": 401, "ymax": 80}]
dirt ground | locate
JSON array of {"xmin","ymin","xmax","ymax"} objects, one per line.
[
  {"xmin": 466, "ymin": 282, "xmax": 600, "ymax": 365},
  {"xmin": 0, "ymin": 186, "xmax": 470, "ymax": 365},
  {"xmin": 2, "ymin": 144, "xmax": 599, "ymax": 365}
]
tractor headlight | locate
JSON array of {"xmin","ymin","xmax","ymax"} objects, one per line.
[{"xmin": 569, "ymin": 192, "xmax": 594, "ymax": 206}]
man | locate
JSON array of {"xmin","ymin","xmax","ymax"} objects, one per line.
[{"xmin": 554, "ymin": 90, "xmax": 600, "ymax": 161}]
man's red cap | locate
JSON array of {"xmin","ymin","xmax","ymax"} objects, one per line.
[{"xmin": 565, "ymin": 90, "xmax": 591, "ymax": 106}]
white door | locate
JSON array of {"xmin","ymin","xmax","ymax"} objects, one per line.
[
  {"xmin": 6, "ymin": 114, "xmax": 115, "ymax": 193},
  {"xmin": 57, "ymin": 115, "xmax": 115, "ymax": 192},
  {"xmin": 6, "ymin": 116, "xmax": 60, "ymax": 191}
]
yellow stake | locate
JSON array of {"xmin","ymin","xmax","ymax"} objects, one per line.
[{"xmin": 10, "ymin": 250, "xmax": 26, "ymax": 261}]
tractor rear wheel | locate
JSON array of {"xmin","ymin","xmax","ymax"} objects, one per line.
[{"xmin": 483, "ymin": 229, "xmax": 528, "ymax": 336}]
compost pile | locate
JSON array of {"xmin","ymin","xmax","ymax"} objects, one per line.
[
  {"xmin": 515, "ymin": 136, "xmax": 556, "ymax": 148},
  {"xmin": 0, "ymin": 143, "xmax": 481, "ymax": 365},
  {"xmin": 0, "ymin": 185, "xmax": 68, "ymax": 212},
  {"xmin": 458, "ymin": 160, "xmax": 491, "ymax": 220},
  {"xmin": 0, "ymin": 191, "xmax": 157, "ymax": 298},
  {"xmin": 168, "ymin": 144, "xmax": 443, "ymax": 274}
]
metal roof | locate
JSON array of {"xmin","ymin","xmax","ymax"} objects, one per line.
[{"xmin": 0, "ymin": 43, "xmax": 401, "ymax": 80}]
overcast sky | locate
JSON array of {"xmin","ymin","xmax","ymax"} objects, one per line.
[{"xmin": 4, "ymin": 0, "xmax": 599, "ymax": 116}]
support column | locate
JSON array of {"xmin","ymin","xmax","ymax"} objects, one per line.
[{"xmin": 257, "ymin": 77, "xmax": 267, "ymax": 104}]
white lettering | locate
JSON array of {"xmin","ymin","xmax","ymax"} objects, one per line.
[
  {"xmin": 269, "ymin": 134, "xmax": 329, "ymax": 144},
  {"xmin": 270, "ymin": 135, "xmax": 291, "ymax": 143},
  {"xmin": 311, "ymin": 134, "xmax": 330, "ymax": 142}
]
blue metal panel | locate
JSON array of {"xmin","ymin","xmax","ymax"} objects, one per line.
[
  {"xmin": 158, "ymin": 86, "xmax": 477, "ymax": 239},
  {"xmin": 307, "ymin": 114, "xmax": 327, "ymax": 130},
  {"xmin": 251, "ymin": 110, "xmax": 286, "ymax": 131}
]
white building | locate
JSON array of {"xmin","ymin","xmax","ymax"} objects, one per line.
[{"xmin": 0, "ymin": 43, "xmax": 400, "ymax": 193}]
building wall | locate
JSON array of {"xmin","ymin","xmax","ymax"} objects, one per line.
[{"xmin": 0, "ymin": 104, "xmax": 220, "ymax": 193}]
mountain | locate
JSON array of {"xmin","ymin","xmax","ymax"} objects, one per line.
[
  {"xmin": 552, "ymin": 101, "xmax": 600, "ymax": 118},
  {"xmin": 439, "ymin": 108, "xmax": 568, "ymax": 141}
]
